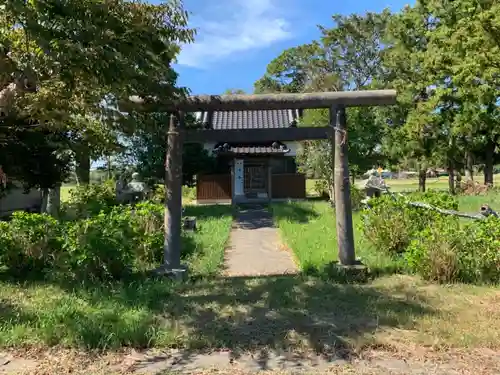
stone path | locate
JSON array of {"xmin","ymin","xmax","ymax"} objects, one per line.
[
  {"xmin": 4, "ymin": 348, "xmax": 500, "ymax": 374},
  {"xmin": 224, "ymin": 205, "xmax": 298, "ymax": 277}
]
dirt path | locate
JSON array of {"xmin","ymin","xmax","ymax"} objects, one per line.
[
  {"xmin": 224, "ymin": 206, "xmax": 298, "ymax": 277},
  {"xmin": 3, "ymin": 348, "xmax": 500, "ymax": 374}
]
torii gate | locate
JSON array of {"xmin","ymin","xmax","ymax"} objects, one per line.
[{"xmin": 126, "ymin": 90, "xmax": 397, "ymax": 277}]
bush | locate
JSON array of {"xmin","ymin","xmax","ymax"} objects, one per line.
[
  {"xmin": 0, "ymin": 212, "xmax": 63, "ymax": 275},
  {"xmin": 350, "ymin": 184, "xmax": 365, "ymax": 211},
  {"xmin": 62, "ymin": 180, "xmax": 117, "ymax": 219},
  {"xmin": 150, "ymin": 184, "xmax": 196, "ymax": 203},
  {"xmin": 130, "ymin": 201, "xmax": 164, "ymax": 264},
  {"xmin": 362, "ymin": 195, "xmax": 412, "ymax": 255},
  {"xmin": 459, "ymin": 217, "xmax": 500, "ymax": 283},
  {"xmin": 405, "ymin": 216, "xmax": 500, "ymax": 284},
  {"xmin": 364, "ymin": 190, "xmax": 500, "ymax": 284},
  {"xmin": 63, "ymin": 207, "xmax": 137, "ymax": 280},
  {"xmin": 362, "ymin": 191, "xmax": 459, "ymax": 257},
  {"xmin": 0, "ymin": 201, "xmax": 169, "ymax": 281},
  {"xmin": 405, "ymin": 218, "xmax": 462, "ymax": 283}
]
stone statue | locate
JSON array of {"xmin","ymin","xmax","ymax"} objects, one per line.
[
  {"xmin": 116, "ymin": 172, "xmax": 149, "ymax": 204},
  {"xmin": 363, "ymin": 175, "xmax": 388, "ymax": 198}
]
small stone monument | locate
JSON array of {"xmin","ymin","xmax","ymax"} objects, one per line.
[
  {"xmin": 362, "ymin": 175, "xmax": 387, "ymax": 199},
  {"xmin": 117, "ymin": 172, "xmax": 149, "ymax": 204}
]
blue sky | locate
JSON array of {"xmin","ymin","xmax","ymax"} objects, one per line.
[{"xmin": 174, "ymin": 0, "xmax": 412, "ymax": 95}]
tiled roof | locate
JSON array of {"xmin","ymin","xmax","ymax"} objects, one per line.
[{"xmin": 199, "ymin": 109, "xmax": 300, "ymax": 130}]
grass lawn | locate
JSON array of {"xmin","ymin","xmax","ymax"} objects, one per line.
[
  {"xmin": 270, "ymin": 197, "xmax": 500, "ymax": 357},
  {"xmin": 1, "ymin": 193, "xmax": 500, "ymax": 374},
  {"xmin": 0, "ymin": 204, "xmax": 233, "ymax": 351},
  {"xmin": 306, "ymin": 174, "xmax": 500, "ymax": 195}
]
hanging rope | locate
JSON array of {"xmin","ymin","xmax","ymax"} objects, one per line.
[{"xmin": 334, "ymin": 126, "xmax": 347, "ymax": 146}]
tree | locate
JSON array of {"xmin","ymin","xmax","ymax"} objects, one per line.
[
  {"xmin": 423, "ymin": 0, "xmax": 500, "ymax": 185},
  {"xmin": 254, "ymin": 43, "xmax": 329, "ymax": 94},
  {"xmin": 383, "ymin": 0, "xmax": 500, "ymax": 190},
  {"xmin": 124, "ymin": 112, "xmax": 216, "ymax": 187},
  {"xmin": 1, "ymin": 0, "xmax": 194, "ymax": 196},
  {"xmin": 256, "ymin": 11, "xmax": 393, "ymax": 194}
]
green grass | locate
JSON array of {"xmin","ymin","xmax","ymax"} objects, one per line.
[
  {"xmin": 268, "ymin": 198, "xmax": 500, "ymax": 355},
  {"xmin": 271, "ymin": 193, "xmax": 500, "ymax": 274},
  {"xmin": 0, "ymin": 204, "xmax": 233, "ymax": 350},
  {"xmin": 306, "ymin": 174, "xmax": 500, "ymax": 195},
  {"xmin": 2, "ymin": 193, "xmax": 500, "ymax": 374},
  {"xmin": 182, "ymin": 205, "xmax": 233, "ymax": 277},
  {"xmin": 271, "ymin": 201, "xmax": 398, "ymax": 275}
]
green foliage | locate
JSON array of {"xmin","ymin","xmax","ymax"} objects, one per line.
[
  {"xmin": 406, "ymin": 216, "xmax": 500, "ymax": 284},
  {"xmin": 405, "ymin": 219, "xmax": 462, "ymax": 283},
  {"xmin": 1, "ymin": 0, "xmax": 194, "ymax": 189},
  {"xmin": 0, "ymin": 212, "xmax": 62, "ymax": 275},
  {"xmin": 150, "ymin": 184, "xmax": 196, "ymax": 203},
  {"xmin": 363, "ymin": 192, "xmax": 459, "ymax": 256},
  {"xmin": 364, "ymin": 191, "xmax": 500, "ymax": 284},
  {"xmin": 125, "ymin": 112, "xmax": 217, "ymax": 186},
  {"xmin": 350, "ymin": 184, "xmax": 365, "ymax": 211},
  {"xmin": 0, "ymin": 201, "xmax": 167, "ymax": 281},
  {"xmin": 362, "ymin": 195, "xmax": 413, "ymax": 256},
  {"xmin": 63, "ymin": 207, "xmax": 137, "ymax": 280},
  {"xmin": 62, "ymin": 180, "xmax": 117, "ymax": 218},
  {"xmin": 313, "ymin": 179, "xmax": 329, "ymax": 197}
]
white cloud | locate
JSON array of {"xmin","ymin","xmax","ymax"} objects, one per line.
[{"xmin": 177, "ymin": 0, "xmax": 292, "ymax": 68}]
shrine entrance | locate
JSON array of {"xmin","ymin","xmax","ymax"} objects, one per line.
[
  {"xmin": 244, "ymin": 161, "xmax": 267, "ymax": 199},
  {"xmin": 123, "ymin": 90, "xmax": 397, "ymax": 276}
]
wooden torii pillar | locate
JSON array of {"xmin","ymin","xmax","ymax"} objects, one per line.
[{"xmin": 124, "ymin": 90, "xmax": 397, "ymax": 277}]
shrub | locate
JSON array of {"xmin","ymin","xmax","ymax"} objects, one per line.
[
  {"xmin": 151, "ymin": 184, "xmax": 196, "ymax": 203},
  {"xmin": 362, "ymin": 191, "xmax": 459, "ymax": 257},
  {"xmin": 362, "ymin": 195, "xmax": 412, "ymax": 255},
  {"xmin": 131, "ymin": 201, "xmax": 164, "ymax": 264},
  {"xmin": 0, "ymin": 202, "xmax": 168, "ymax": 281},
  {"xmin": 350, "ymin": 184, "xmax": 365, "ymax": 211},
  {"xmin": 182, "ymin": 186, "xmax": 196, "ymax": 202},
  {"xmin": 313, "ymin": 179, "xmax": 329, "ymax": 198},
  {"xmin": 405, "ymin": 216, "xmax": 500, "ymax": 284},
  {"xmin": 405, "ymin": 218, "xmax": 462, "ymax": 283},
  {"xmin": 459, "ymin": 217, "xmax": 500, "ymax": 283},
  {"xmin": 62, "ymin": 206, "xmax": 137, "ymax": 280},
  {"xmin": 365, "ymin": 190, "xmax": 500, "ymax": 284},
  {"xmin": 151, "ymin": 184, "xmax": 165, "ymax": 203},
  {"xmin": 62, "ymin": 180, "xmax": 117, "ymax": 219},
  {"xmin": 0, "ymin": 212, "xmax": 63, "ymax": 275}
]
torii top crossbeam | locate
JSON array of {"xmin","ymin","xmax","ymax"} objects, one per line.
[{"xmin": 126, "ymin": 89, "xmax": 397, "ymax": 112}]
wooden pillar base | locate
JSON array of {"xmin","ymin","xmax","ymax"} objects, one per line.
[{"xmin": 326, "ymin": 260, "xmax": 368, "ymax": 283}]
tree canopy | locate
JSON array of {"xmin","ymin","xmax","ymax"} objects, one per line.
[
  {"xmin": 0, "ymin": 0, "xmax": 194, "ymax": 188},
  {"xmin": 255, "ymin": 1, "xmax": 500, "ymax": 190}
]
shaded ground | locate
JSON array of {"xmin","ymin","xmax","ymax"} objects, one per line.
[
  {"xmin": 2, "ymin": 199, "xmax": 500, "ymax": 374},
  {"xmin": 224, "ymin": 206, "xmax": 298, "ymax": 277},
  {"xmin": 2, "ymin": 274, "xmax": 500, "ymax": 374}
]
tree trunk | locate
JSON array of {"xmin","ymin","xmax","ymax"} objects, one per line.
[
  {"xmin": 484, "ymin": 139, "xmax": 495, "ymax": 186},
  {"xmin": 447, "ymin": 163, "xmax": 455, "ymax": 195},
  {"xmin": 418, "ymin": 167, "xmax": 426, "ymax": 192},
  {"xmin": 41, "ymin": 186, "xmax": 61, "ymax": 217},
  {"xmin": 75, "ymin": 145, "xmax": 91, "ymax": 184},
  {"xmin": 107, "ymin": 155, "xmax": 112, "ymax": 180},
  {"xmin": 465, "ymin": 150, "xmax": 474, "ymax": 181}
]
